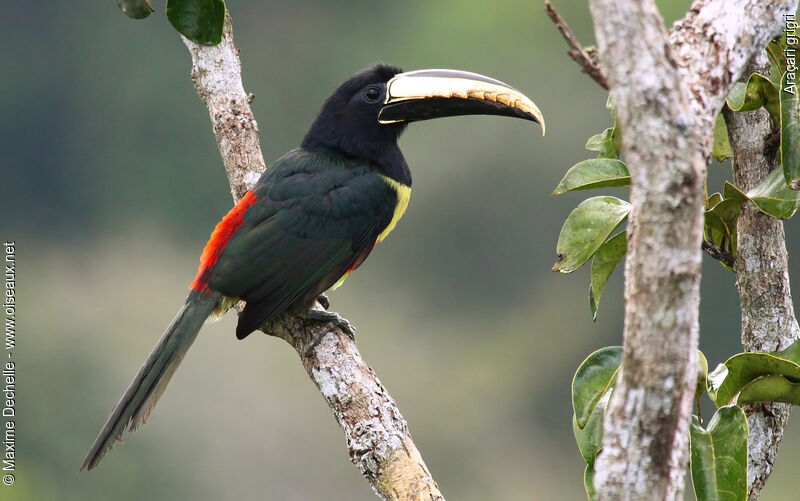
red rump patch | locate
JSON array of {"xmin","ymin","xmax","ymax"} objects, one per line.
[
  {"xmin": 190, "ymin": 191, "xmax": 259, "ymax": 292},
  {"xmin": 348, "ymin": 241, "xmax": 378, "ymax": 274}
]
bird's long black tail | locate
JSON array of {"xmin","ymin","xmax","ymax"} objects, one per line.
[{"xmin": 80, "ymin": 290, "xmax": 222, "ymax": 471}]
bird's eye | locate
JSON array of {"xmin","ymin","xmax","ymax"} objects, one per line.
[{"xmin": 364, "ymin": 86, "xmax": 381, "ymax": 103}]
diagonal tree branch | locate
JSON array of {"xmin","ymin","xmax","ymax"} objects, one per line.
[
  {"xmin": 585, "ymin": 0, "xmax": 795, "ymax": 499},
  {"xmin": 724, "ymin": 53, "xmax": 800, "ymax": 501},
  {"xmin": 180, "ymin": 13, "xmax": 443, "ymax": 501}
]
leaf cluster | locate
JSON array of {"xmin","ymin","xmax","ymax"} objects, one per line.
[
  {"xmin": 565, "ymin": 36, "xmax": 800, "ymax": 501},
  {"xmin": 572, "ymin": 340, "xmax": 800, "ymax": 500},
  {"xmin": 554, "ymin": 38, "xmax": 800, "ymax": 320},
  {"xmin": 572, "ymin": 347, "xmax": 758, "ymax": 501},
  {"xmin": 552, "ymin": 98, "xmax": 628, "ymax": 320},
  {"xmin": 116, "ymin": 0, "xmax": 226, "ymax": 45}
]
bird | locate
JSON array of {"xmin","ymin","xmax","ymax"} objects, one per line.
[{"xmin": 80, "ymin": 63, "xmax": 544, "ymax": 471}]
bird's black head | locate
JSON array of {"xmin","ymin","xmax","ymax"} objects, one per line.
[
  {"xmin": 301, "ymin": 63, "xmax": 545, "ymax": 183},
  {"xmin": 301, "ymin": 64, "xmax": 407, "ymax": 171}
]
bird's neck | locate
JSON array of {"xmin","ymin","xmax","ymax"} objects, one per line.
[
  {"xmin": 303, "ymin": 140, "xmax": 412, "ymax": 187},
  {"xmin": 375, "ymin": 143, "xmax": 412, "ymax": 187}
]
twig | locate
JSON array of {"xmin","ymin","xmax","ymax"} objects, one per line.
[
  {"xmin": 701, "ymin": 240, "xmax": 734, "ymax": 268},
  {"xmin": 181, "ymin": 13, "xmax": 444, "ymax": 501},
  {"xmin": 544, "ymin": 0, "xmax": 608, "ymax": 89}
]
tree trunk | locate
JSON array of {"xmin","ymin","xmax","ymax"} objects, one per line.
[
  {"xmin": 586, "ymin": 1, "xmax": 795, "ymax": 498},
  {"xmin": 724, "ymin": 53, "xmax": 800, "ymax": 500}
]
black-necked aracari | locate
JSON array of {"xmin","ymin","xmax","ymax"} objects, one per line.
[{"xmin": 80, "ymin": 64, "xmax": 544, "ymax": 471}]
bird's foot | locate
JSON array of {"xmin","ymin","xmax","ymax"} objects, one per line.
[
  {"xmin": 307, "ymin": 309, "xmax": 356, "ymax": 341},
  {"xmin": 303, "ymin": 309, "xmax": 356, "ymax": 356},
  {"xmin": 316, "ymin": 293, "xmax": 330, "ymax": 309}
]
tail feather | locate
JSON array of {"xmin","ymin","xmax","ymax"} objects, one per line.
[{"xmin": 80, "ymin": 290, "xmax": 221, "ymax": 471}]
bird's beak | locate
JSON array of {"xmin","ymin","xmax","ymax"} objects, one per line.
[{"xmin": 378, "ymin": 69, "xmax": 545, "ymax": 135}]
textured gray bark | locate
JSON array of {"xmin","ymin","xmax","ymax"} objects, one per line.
[
  {"xmin": 181, "ymin": 14, "xmax": 443, "ymax": 501},
  {"xmin": 586, "ymin": 1, "xmax": 795, "ymax": 499},
  {"xmin": 588, "ymin": 2, "xmax": 705, "ymax": 498},
  {"xmin": 724, "ymin": 53, "xmax": 800, "ymax": 500}
]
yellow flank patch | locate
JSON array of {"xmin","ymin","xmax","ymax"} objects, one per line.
[
  {"xmin": 330, "ymin": 176, "xmax": 411, "ymax": 290},
  {"xmin": 331, "ymin": 269, "xmax": 351, "ymax": 290},
  {"xmin": 376, "ymin": 176, "xmax": 411, "ymax": 244}
]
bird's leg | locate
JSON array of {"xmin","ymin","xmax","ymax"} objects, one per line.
[
  {"xmin": 316, "ymin": 292, "xmax": 330, "ymax": 309},
  {"xmin": 310, "ymin": 292, "xmax": 353, "ymax": 339},
  {"xmin": 307, "ymin": 309, "xmax": 356, "ymax": 340},
  {"xmin": 302, "ymin": 294, "xmax": 356, "ymax": 355},
  {"xmin": 304, "ymin": 309, "xmax": 355, "ymax": 356}
]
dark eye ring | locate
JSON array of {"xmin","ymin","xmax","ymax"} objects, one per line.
[{"xmin": 364, "ymin": 86, "xmax": 381, "ymax": 103}]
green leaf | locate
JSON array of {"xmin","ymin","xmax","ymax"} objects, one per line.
[
  {"xmin": 584, "ymin": 96, "xmax": 622, "ymax": 159},
  {"xmin": 697, "ymin": 350, "xmax": 709, "ymax": 401},
  {"xmin": 589, "ymin": 232, "xmax": 626, "ymax": 320},
  {"xmin": 723, "ymin": 182, "xmax": 748, "ymax": 204},
  {"xmin": 573, "ymin": 345, "xmax": 620, "ymax": 499},
  {"xmin": 689, "ymin": 406, "xmax": 748, "ymax": 501},
  {"xmin": 166, "ymin": 0, "xmax": 226, "ymax": 45},
  {"xmin": 780, "ymin": 64, "xmax": 800, "ymax": 188},
  {"xmin": 704, "ymin": 204, "xmax": 737, "ymax": 245},
  {"xmin": 738, "ymin": 374, "xmax": 800, "ymax": 405},
  {"xmin": 707, "ymin": 192, "xmax": 723, "ymax": 208},
  {"xmin": 726, "ymin": 73, "xmax": 779, "ymax": 119},
  {"xmin": 712, "ymin": 114, "xmax": 731, "ymax": 162},
  {"xmin": 704, "ymin": 210, "xmax": 727, "ymax": 237},
  {"xmin": 575, "ymin": 400, "xmax": 604, "ymax": 499},
  {"xmin": 708, "ymin": 339, "xmax": 800, "ymax": 406},
  {"xmin": 703, "ymin": 187, "xmax": 745, "ymax": 258},
  {"xmin": 552, "ymin": 159, "xmax": 630, "ymax": 196},
  {"xmin": 572, "ymin": 346, "xmax": 622, "ymax": 429},
  {"xmin": 746, "ymin": 166, "xmax": 800, "ymax": 219},
  {"xmin": 584, "ymin": 464, "xmax": 597, "ymax": 501},
  {"xmin": 709, "ymin": 198, "xmax": 744, "ymax": 224},
  {"xmin": 573, "ymin": 396, "xmax": 606, "ymax": 466},
  {"xmin": 767, "ymin": 39, "xmax": 787, "ymax": 81},
  {"xmin": 585, "ymin": 127, "xmax": 621, "ymax": 159},
  {"xmin": 116, "ymin": 0, "xmax": 154, "ymax": 19},
  {"xmin": 554, "ymin": 197, "xmax": 630, "ymax": 273}
]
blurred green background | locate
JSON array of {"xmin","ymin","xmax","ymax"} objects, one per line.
[{"xmin": 3, "ymin": 1, "xmax": 800, "ymax": 499}]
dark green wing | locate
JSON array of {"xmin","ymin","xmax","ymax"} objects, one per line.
[{"xmin": 207, "ymin": 148, "xmax": 397, "ymax": 338}]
